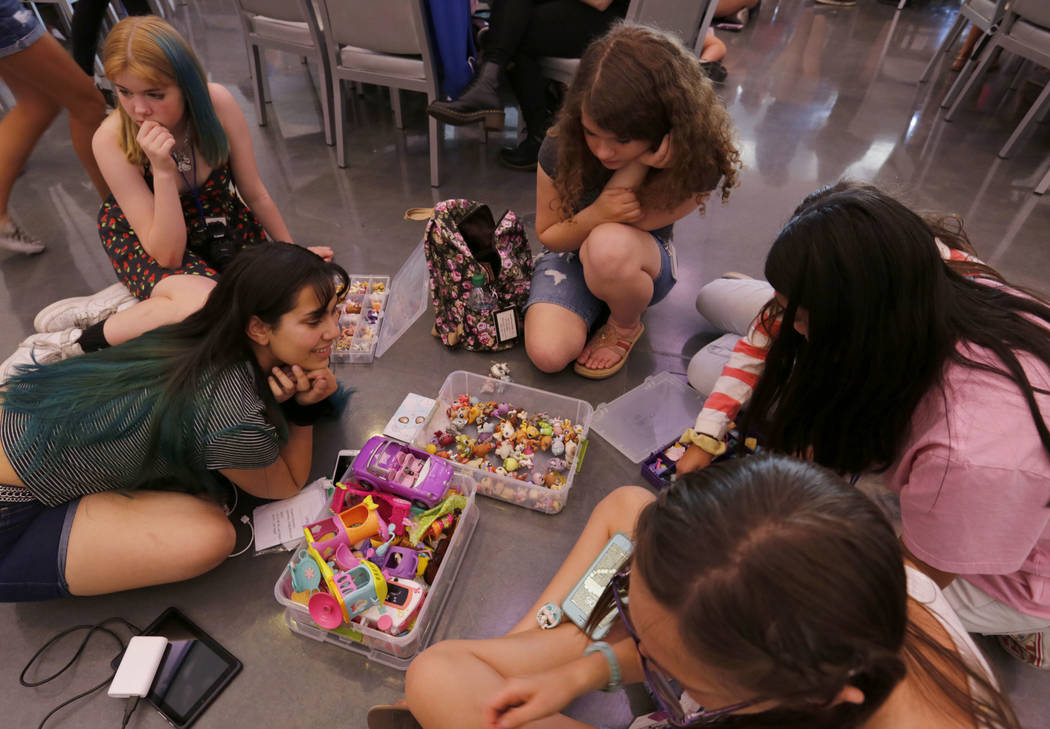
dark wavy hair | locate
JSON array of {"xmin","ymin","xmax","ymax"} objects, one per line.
[
  {"xmin": 741, "ymin": 181, "xmax": 1050, "ymax": 475},
  {"xmin": 550, "ymin": 23, "xmax": 740, "ymax": 219},
  {"xmin": 2, "ymin": 243, "xmax": 348, "ymax": 498},
  {"xmin": 588, "ymin": 456, "xmax": 1019, "ymax": 728}
]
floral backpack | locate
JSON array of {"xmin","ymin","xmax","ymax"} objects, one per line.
[{"xmin": 421, "ymin": 199, "xmax": 533, "ymax": 352}]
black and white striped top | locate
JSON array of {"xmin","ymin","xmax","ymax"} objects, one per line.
[{"xmin": 1, "ymin": 362, "xmax": 281, "ymax": 506}]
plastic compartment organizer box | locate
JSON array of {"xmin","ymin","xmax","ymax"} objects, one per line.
[
  {"xmin": 274, "ymin": 473, "xmax": 479, "ymax": 670},
  {"xmin": 412, "ymin": 371, "xmax": 593, "ymax": 514},
  {"xmin": 333, "ymin": 275, "xmax": 390, "ymax": 364}
]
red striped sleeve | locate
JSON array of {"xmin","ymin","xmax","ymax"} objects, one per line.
[
  {"xmin": 703, "ymin": 392, "xmax": 742, "ymax": 415},
  {"xmin": 722, "ymin": 366, "xmax": 760, "ymax": 387}
]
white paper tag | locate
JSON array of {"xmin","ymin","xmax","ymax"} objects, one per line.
[{"xmin": 495, "ymin": 307, "xmax": 518, "ymax": 343}]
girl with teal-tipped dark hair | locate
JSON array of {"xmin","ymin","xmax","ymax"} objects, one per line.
[
  {"xmin": 0, "ymin": 242, "xmax": 347, "ymax": 601},
  {"xmin": 0, "ymin": 15, "xmax": 335, "ymax": 380}
]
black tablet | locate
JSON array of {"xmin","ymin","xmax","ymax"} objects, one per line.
[{"xmin": 139, "ymin": 607, "xmax": 242, "ymax": 729}]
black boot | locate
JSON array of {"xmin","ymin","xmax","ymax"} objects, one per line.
[
  {"xmin": 427, "ymin": 62, "xmax": 505, "ymax": 129},
  {"xmin": 498, "ymin": 134, "xmax": 542, "ymax": 170}
]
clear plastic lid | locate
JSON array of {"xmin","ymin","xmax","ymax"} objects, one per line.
[
  {"xmin": 376, "ymin": 241, "xmax": 430, "ymax": 359},
  {"xmin": 590, "ymin": 371, "xmax": 707, "ymax": 463}
]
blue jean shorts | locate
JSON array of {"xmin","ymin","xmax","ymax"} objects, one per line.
[
  {"xmin": 0, "ymin": 0, "xmax": 45, "ymax": 59},
  {"xmin": 525, "ymin": 232, "xmax": 677, "ymax": 329},
  {"xmin": 0, "ymin": 495, "xmax": 78, "ymax": 601}
]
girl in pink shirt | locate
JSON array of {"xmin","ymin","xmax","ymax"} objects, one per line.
[{"xmin": 680, "ymin": 182, "xmax": 1050, "ymax": 668}]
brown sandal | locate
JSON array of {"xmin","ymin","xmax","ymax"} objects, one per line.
[{"xmin": 573, "ymin": 322, "xmax": 645, "ymax": 379}]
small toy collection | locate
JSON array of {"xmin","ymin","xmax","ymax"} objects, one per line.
[
  {"xmin": 333, "ymin": 276, "xmax": 390, "ymax": 364},
  {"xmin": 641, "ymin": 425, "xmax": 760, "ymax": 489},
  {"xmin": 424, "ymin": 393, "xmax": 585, "ymax": 510},
  {"xmin": 286, "ymin": 475, "xmax": 468, "ymax": 638}
]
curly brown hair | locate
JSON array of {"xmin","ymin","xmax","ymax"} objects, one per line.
[{"xmin": 550, "ymin": 23, "xmax": 741, "ymax": 220}]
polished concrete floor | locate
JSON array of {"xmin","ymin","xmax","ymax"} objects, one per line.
[{"xmin": 3, "ymin": 1, "xmax": 1050, "ymax": 727}]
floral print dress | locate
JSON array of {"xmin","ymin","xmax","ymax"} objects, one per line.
[{"xmin": 98, "ymin": 162, "xmax": 266, "ymax": 300}]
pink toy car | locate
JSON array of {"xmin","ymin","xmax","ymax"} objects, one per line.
[{"xmin": 351, "ymin": 436, "xmax": 453, "ymax": 510}]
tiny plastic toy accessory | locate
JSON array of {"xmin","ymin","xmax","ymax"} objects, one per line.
[
  {"xmin": 536, "ymin": 602, "xmax": 563, "ymax": 629},
  {"xmin": 290, "ymin": 549, "xmax": 322, "ymax": 592},
  {"xmin": 584, "ymin": 641, "xmax": 622, "ymax": 692}
]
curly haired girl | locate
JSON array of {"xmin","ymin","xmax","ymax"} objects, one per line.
[{"xmin": 524, "ymin": 23, "xmax": 741, "ymax": 379}]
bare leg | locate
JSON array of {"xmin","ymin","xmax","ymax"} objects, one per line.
[
  {"xmin": 64, "ymin": 490, "xmax": 235, "ymax": 595},
  {"xmin": 577, "ymin": 224, "xmax": 661, "ymax": 370},
  {"xmin": 102, "ymin": 274, "xmax": 216, "ymax": 346},
  {"xmin": 0, "ymin": 32, "xmax": 108, "ymax": 199},
  {"xmin": 953, "ymin": 25, "xmax": 981, "ymax": 71},
  {"xmin": 524, "ymin": 303, "xmax": 589, "ymax": 373},
  {"xmin": 701, "ymin": 32, "xmax": 727, "ymax": 63},
  {"xmin": 405, "ymin": 487, "xmax": 654, "ymax": 729},
  {"xmin": 0, "ymin": 73, "xmax": 59, "ymax": 221}
]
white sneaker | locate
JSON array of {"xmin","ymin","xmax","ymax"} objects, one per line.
[
  {"xmin": 0, "ymin": 328, "xmax": 84, "ymax": 383},
  {"xmin": 34, "ymin": 282, "xmax": 138, "ymax": 333},
  {"xmin": 0, "ymin": 220, "xmax": 45, "ymax": 255}
]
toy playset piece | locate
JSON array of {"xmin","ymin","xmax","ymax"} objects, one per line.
[
  {"xmin": 331, "ymin": 484, "xmax": 413, "ymax": 537},
  {"xmin": 356, "ymin": 577, "xmax": 427, "ymax": 635},
  {"xmin": 332, "ymin": 275, "xmax": 391, "ymax": 364},
  {"xmin": 302, "ymin": 499, "xmax": 384, "ymax": 561},
  {"xmin": 308, "ymin": 555, "xmax": 388, "ymax": 629}
]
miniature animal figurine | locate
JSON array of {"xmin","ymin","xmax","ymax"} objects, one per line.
[
  {"xmin": 551, "ymin": 436, "xmax": 565, "ymax": 457},
  {"xmin": 565, "ymin": 439, "xmax": 578, "ymax": 462},
  {"xmin": 489, "ymin": 361, "xmax": 512, "ymax": 381},
  {"xmin": 548, "ymin": 457, "xmax": 569, "ymax": 472}
]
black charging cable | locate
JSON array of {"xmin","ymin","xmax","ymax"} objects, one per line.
[{"xmin": 19, "ymin": 617, "xmax": 142, "ymax": 729}]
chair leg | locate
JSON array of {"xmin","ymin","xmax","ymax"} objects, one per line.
[
  {"xmin": 335, "ymin": 79, "xmax": 349, "ymax": 168},
  {"xmin": 999, "ymin": 81, "xmax": 1050, "ymax": 159},
  {"xmin": 919, "ymin": 14, "xmax": 965, "ymax": 84},
  {"xmin": 318, "ymin": 55, "xmax": 335, "ymax": 147},
  {"xmin": 251, "ymin": 44, "xmax": 267, "ymax": 127},
  {"xmin": 1005, "ymin": 58, "xmax": 1028, "ymax": 93},
  {"xmin": 391, "ymin": 88, "xmax": 404, "ymax": 129},
  {"xmin": 1036, "ymin": 163, "xmax": 1050, "ymax": 195},
  {"xmin": 945, "ymin": 41, "xmax": 998, "ymax": 121},
  {"xmin": 429, "ymin": 114, "xmax": 441, "ymax": 187}
]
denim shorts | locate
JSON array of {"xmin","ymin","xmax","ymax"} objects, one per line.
[
  {"xmin": 0, "ymin": 495, "xmax": 78, "ymax": 601},
  {"xmin": 525, "ymin": 232, "xmax": 677, "ymax": 329},
  {"xmin": 0, "ymin": 0, "xmax": 45, "ymax": 59}
]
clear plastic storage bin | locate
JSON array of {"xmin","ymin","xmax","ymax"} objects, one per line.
[
  {"xmin": 590, "ymin": 371, "xmax": 706, "ymax": 463},
  {"xmin": 411, "ymin": 371, "xmax": 593, "ymax": 514},
  {"xmin": 274, "ymin": 473, "xmax": 479, "ymax": 670},
  {"xmin": 332, "ymin": 275, "xmax": 391, "ymax": 364}
]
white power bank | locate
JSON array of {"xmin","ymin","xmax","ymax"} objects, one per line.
[{"xmin": 108, "ymin": 636, "xmax": 168, "ymax": 698}]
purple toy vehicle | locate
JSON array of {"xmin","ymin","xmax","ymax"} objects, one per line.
[{"xmin": 351, "ymin": 436, "xmax": 453, "ymax": 510}]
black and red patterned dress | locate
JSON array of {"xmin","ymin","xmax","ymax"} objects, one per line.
[{"xmin": 98, "ymin": 162, "xmax": 266, "ymax": 300}]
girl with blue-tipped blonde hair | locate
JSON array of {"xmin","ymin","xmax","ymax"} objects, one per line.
[{"xmin": 0, "ymin": 15, "xmax": 334, "ymax": 381}]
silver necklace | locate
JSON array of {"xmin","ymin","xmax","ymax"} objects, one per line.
[{"xmin": 171, "ymin": 131, "xmax": 193, "ymax": 173}]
